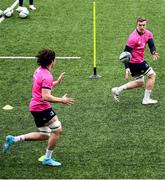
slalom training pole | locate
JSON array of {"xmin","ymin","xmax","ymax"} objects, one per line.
[{"xmin": 89, "ymin": 1, "xmax": 101, "ymax": 79}]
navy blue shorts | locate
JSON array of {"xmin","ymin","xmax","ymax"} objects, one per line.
[
  {"xmin": 128, "ymin": 61, "xmax": 150, "ymax": 77},
  {"xmin": 31, "ymin": 108, "xmax": 56, "ymax": 127}
]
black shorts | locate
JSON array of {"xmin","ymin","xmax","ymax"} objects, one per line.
[
  {"xmin": 128, "ymin": 61, "xmax": 150, "ymax": 77},
  {"xmin": 31, "ymin": 108, "xmax": 56, "ymax": 127}
]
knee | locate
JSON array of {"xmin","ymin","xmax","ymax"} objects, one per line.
[
  {"xmin": 52, "ymin": 128, "xmax": 62, "ymax": 136},
  {"xmin": 149, "ymin": 72, "xmax": 156, "ymax": 80},
  {"xmin": 148, "ymin": 68, "xmax": 156, "ymax": 79},
  {"xmin": 139, "ymin": 81, "xmax": 144, "ymax": 87},
  {"xmin": 153, "ymin": 72, "xmax": 156, "ymax": 78},
  {"xmin": 57, "ymin": 128, "xmax": 62, "ymax": 134},
  {"xmin": 135, "ymin": 76, "xmax": 144, "ymax": 87},
  {"xmin": 136, "ymin": 80, "xmax": 144, "ymax": 87}
]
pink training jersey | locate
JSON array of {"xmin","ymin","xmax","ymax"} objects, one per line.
[
  {"xmin": 127, "ymin": 29, "xmax": 153, "ymax": 63},
  {"xmin": 29, "ymin": 67, "xmax": 53, "ymax": 112}
]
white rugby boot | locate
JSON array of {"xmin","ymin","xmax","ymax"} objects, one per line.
[
  {"xmin": 111, "ymin": 87, "xmax": 120, "ymax": 102},
  {"xmin": 29, "ymin": 5, "xmax": 36, "ymax": 10},
  {"xmin": 142, "ymin": 98, "xmax": 158, "ymax": 105}
]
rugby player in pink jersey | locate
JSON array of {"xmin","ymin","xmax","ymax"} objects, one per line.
[
  {"xmin": 112, "ymin": 16, "xmax": 159, "ymax": 105},
  {"xmin": 3, "ymin": 48, "xmax": 74, "ymax": 167}
]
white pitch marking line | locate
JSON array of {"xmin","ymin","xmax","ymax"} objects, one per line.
[{"xmin": 0, "ymin": 56, "xmax": 81, "ymax": 60}]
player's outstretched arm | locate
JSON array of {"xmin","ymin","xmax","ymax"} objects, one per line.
[{"xmin": 42, "ymin": 89, "xmax": 74, "ymax": 105}]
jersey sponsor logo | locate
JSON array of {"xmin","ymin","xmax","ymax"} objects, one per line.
[{"xmin": 50, "ymin": 111, "xmax": 54, "ymax": 116}]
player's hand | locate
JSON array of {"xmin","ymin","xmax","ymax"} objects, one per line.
[
  {"xmin": 57, "ymin": 72, "xmax": 65, "ymax": 83},
  {"xmin": 152, "ymin": 52, "xmax": 160, "ymax": 61},
  {"xmin": 61, "ymin": 94, "xmax": 74, "ymax": 105},
  {"xmin": 125, "ymin": 68, "xmax": 131, "ymax": 80},
  {"xmin": 52, "ymin": 72, "xmax": 65, "ymax": 88}
]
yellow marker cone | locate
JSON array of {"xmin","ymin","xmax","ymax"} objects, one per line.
[
  {"xmin": 2, "ymin": 105, "xmax": 13, "ymax": 110},
  {"xmin": 38, "ymin": 155, "xmax": 45, "ymax": 162}
]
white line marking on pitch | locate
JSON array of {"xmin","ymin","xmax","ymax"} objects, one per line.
[{"xmin": 0, "ymin": 56, "xmax": 81, "ymax": 60}]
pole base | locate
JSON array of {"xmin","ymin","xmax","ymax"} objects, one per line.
[{"xmin": 89, "ymin": 74, "xmax": 101, "ymax": 79}]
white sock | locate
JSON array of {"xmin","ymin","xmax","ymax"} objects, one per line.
[
  {"xmin": 144, "ymin": 89, "xmax": 152, "ymax": 100},
  {"xmin": 45, "ymin": 149, "xmax": 53, "ymax": 159},
  {"xmin": 14, "ymin": 135, "xmax": 25, "ymax": 142},
  {"xmin": 118, "ymin": 84, "xmax": 128, "ymax": 93}
]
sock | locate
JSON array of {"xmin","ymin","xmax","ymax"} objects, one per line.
[
  {"xmin": 45, "ymin": 149, "xmax": 53, "ymax": 159},
  {"xmin": 19, "ymin": 0, "xmax": 23, "ymax": 6},
  {"xmin": 14, "ymin": 135, "xmax": 25, "ymax": 142},
  {"xmin": 29, "ymin": 0, "xmax": 33, "ymax": 5},
  {"xmin": 118, "ymin": 84, "xmax": 128, "ymax": 93},
  {"xmin": 144, "ymin": 89, "xmax": 152, "ymax": 100}
]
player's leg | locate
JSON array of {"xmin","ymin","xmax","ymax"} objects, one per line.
[
  {"xmin": 3, "ymin": 108, "xmax": 53, "ymax": 153},
  {"xmin": 42, "ymin": 115, "xmax": 62, "ymax": 167},
  {"xmin": 112, "ymin": 62, "xmax": 145, "ymax": 101},
  {"xmin": 142, "ymin": 67, "xmax": 157, "ymax": 104},
  {"xmin": 3, "ymin": 133, "xmax": 49, "ymax": 153},
  {"xmin": 31, "ymin": 108, "xmax": 62, "ymax": 166},
  {"xmin": 112, "ymin": 78, "xmax": 144, "ymax": 102},
  {"xmin": 3, "ymin": 132, "xmax": 49, "ymax": 153},
  {"xmin": 29, "ymin": 0, "xmax": 36, "ymax": 10}
]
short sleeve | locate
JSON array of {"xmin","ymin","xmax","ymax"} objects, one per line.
[
  {"xmin": 42, "ymin": 78, "xmax": 52, "ymax": 89},
  {"xmin": 148, "ymin": 31, "xmax": 153, "ymax": 39}
]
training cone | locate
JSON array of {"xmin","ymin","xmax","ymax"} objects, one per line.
[
  {"xmin": 2, "ymin": 105, "xmax": 13, "ymax": 110},
  {"xmin": 38, "ymin": 155, "xmax": 45, "ymax": 162}
]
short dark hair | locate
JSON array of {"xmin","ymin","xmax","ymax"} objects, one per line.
[
  {"xmin": 136, "ymin": 16, "xmax": 147, "ymax": 23},
  {"xmin": 36, "ymin": 48, "xmax": 56, "ymax": 68}
]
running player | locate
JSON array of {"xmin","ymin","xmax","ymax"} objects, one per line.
[
  {"xmin": 3, "ymin": 48, "xmax": 74, "ymax": 167},
  {"xmin": 112, "ymin": 16, "xmax": 159, "ymax": 104}
]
